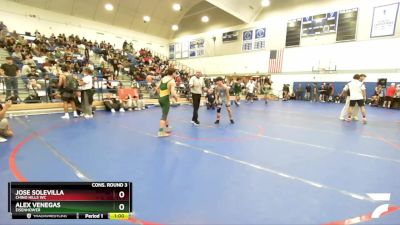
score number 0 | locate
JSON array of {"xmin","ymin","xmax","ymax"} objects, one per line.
[{"xmin": 118, "ymin": 191, "xmax": 125, "ymax": 211}]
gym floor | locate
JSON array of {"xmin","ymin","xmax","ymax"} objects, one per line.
[{"xmin": 1, "ymin": 101, "xmax": 400, "ymax": 225}]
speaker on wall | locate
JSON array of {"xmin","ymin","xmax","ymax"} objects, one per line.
[{"xmin": 378, "ymin": 78, "xmax": 387, "ymax": 88}]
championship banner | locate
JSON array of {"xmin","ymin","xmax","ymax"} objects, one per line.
[
  {"xmin": 189, "ymin": 39, "xmax": 205, "ymax": 58},
  {"xmin": 174, "ymin": 43, "xmax": 182, "ymax": 59},
  {"xmin": 169, "ymin": 44, "xmax": 175, "ymax": 59},
  {"xmin": 242, "ymin": 30, "xmax": 253, "ymax": 51},
  {"xmin": 254, "ymin": 28, "xmax": 266, "ymax": 50},
  {"xmin": 371, "ymin": 3, "xmax": 399, "ymax": 37},
  {"xmin": 181, "ymin": 42, "xmax": 189, "ymax": 58}
]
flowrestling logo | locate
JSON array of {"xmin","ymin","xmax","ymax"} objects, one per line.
[{"xmin": 367, "ymin": 193, "xmax": 391, "ymax": 218}]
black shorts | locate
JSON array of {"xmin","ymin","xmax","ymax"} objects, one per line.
[
  {"xmin": 385, "ymin": 96, "xmax": 393, "ymax": 102},
  {"xmin": 349, "ymin": 99, "xmax": 365, "ymax": 107},
  {"xmin": 61, "ymin": 91, "xmax": 75, "ymax": 102}
]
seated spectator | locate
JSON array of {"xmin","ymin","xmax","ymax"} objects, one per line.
[
  {"xmin": 103, "ymin": 94, "xmax": 124, "ymax": 113},
  {"xmin": 0, "ymin": 100, "xmax": 13, "ymax": 142},
  {"xmin": 327, "ymin": 83, "xmax": 335, "ymax": 102},
  {"xmin": 146, "ymin": 74, "xmax": 154, "ymax": 89},
  {"xmin": 24, "ymin": 79, "xmax": 42, "ymax": 103},
  {"xmin": 205, "ymin": 88, "xmax": 216, "ymax": 110},
  {"xmin": 24, "ymin": 54, "xmax": 36, "ymax": 66},
  {"xmin": 370, "ymin": 94, "xmax": 380, "ymax": 107},
  {"xmin": 374, "ymin": 84, "xmax": 383, "ymax": 106},
  {"xmin": 319, "ymin": 83, "xmax": 326, "ymax": 102},
  {"xmin": 132, "ymin": 95, "xmax": 146, "ymax": 110},
  {"xmin": 26, "ymin": 65, "xmax": 40, "ymax": 80},
  {"xmin": 289, "ymin": 92, "xmax": 296, "ymax": 100},
  {"xmin": 334, "ymin": 95, "xmax": 340, "ymax": 103},
  {"xmin": 282, "ymin": 84, "xmax": 290, "ymax": 101},
  {"xmin": 27, "ymin": 79, "xmax": 42, "ymax": 90},
  {"xmin": 21, "ymin": 63, "xmax": 32, "ymax": 76},
  {"xmin": 12, "ymin": 45, "xmax": 23, "ymax": 61},
  {"xmin": 105, "ymin": 78, "xmax": 117, "ymax": 94}
]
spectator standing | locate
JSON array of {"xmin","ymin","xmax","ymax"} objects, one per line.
[
  {"xmin": 189, "ymin": 71, "xmax": 205, "ymax": 126},
  {"xmin": 395, "ymin": 84, "xmax": 400, "ymax": 98},
  {"xmin": 372, "ymin": 84, "xmax": 383, "ymax": 107},
  {"xmin": 263, "ymin": 75, "xmax": 272, "ymax": 104},
  {"xmin": 233, "ymin": 78, "xmax": 242, "ymax": 106},
  {"xmin": 311, "ymin": 83, "xmax": 318, "ymax": 102},
  {"xmin": 1, "ymin": 57, "xmax": 20, "ymax": 100},
  {"xmin": 305, "ymin": 84, "xmax": 311, "ymax": 101},
  {"xmin": 0, "ymin": 100, "xmax": 13, "ymax": 142},
  {"xmin": 383, "ymin": 83, "xmax": 396, "ymax": 108},
  {"xmin": 295, "ymin": 84, "xmax": 304, "ymax": 100},
  {"xmin": 246, "ymin": 79, "xmax": 256, "ymax": 103},
  {"xmin": 84, "ymin": 46, "xmax": 90, "ymax": 63}
]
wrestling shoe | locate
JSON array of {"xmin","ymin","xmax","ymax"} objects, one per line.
[
  {"xmin": 0, "ymin": 136, "xmax": 7, "ymax": 143},
  {"xmin": 191, "ymin": 120, "xmax": 200, "ymax": 126},
  {"xmin": 158, "ymin": 131, "xmax": 170, "ymax": 137}
]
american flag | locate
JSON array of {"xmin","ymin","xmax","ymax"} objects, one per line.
[{"xmin": 268, "ymin": 49, "xmax": 284, "ymax": 74}]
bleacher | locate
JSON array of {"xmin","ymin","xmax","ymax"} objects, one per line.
[{"xmin": 0, "ymin": 27, "xmax": 196, "ymax": 115}]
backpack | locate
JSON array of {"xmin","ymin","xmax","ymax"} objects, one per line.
[
  {"xmin": 6, "ymin": 96, "xmax": 18, "ymax": 104},
  {"xmin": 24, "ymin": 85, "xmax": 41, "ymax": 103},
  {"xmin": 65, "ymin": 76, "xmax": 78, "ymax": 91}
]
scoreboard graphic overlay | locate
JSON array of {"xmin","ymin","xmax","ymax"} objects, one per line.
[{"xmin": 8, "ymin": 182, "xmax": 132, "ymax": 220}]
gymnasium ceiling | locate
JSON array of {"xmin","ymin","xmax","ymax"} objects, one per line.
[{"xmin": 9, "ymin": 0, "xmax": 321, "ymax": 40}]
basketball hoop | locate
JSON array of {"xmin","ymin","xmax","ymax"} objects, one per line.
[{"xmin": 319, "ymin": 68, "xmax": 327, "ymax": 74}]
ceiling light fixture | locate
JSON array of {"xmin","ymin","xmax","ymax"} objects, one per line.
[
  {"xmin": 201, "ymin": 16, "xmax": 209, "ymax": 23},
  {"xmin": 104, "ymin": 3, "xmax": 114, "ymax": 11},
  {"xmin": 143, "ymin": 16, "xmax": 151, "ymax": 23},
  {"xmin": 172, "ymin": 24, "xmax": 179, "ymax": 31},
  {"xmin": 172, "ymin": 3, "xmax": 182, "ymax": 11},
  {"xmin": 261, "ymin": 0, "xmax": 271, "ymax": 7}
]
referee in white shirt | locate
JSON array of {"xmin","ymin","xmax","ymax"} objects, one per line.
[
  {"xmin": 189, "ymin": 71, "xmax": 205, "ymax": 126},
  {"xmin": 80, "ymin": 67, "xmax": 94, "ymax": 119},
  {"xmin": 346, "ymin": 74, "xmax": 367, "ymax": 124}
]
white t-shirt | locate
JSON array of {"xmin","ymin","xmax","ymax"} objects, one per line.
[
  {"xmin": 189, "ymin": 76, "xmax": 205, "ymax": 94},
  {"xmin": 81, "ymin": 75, "xmax": 93, "ymax": 90},
  {"xmin": 246, "ymin": 82, "xmax": 256, "ymax": 94},
  {"xmin": 344, "ymin": 80, "xmax": 365, "ymax": 100}
]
